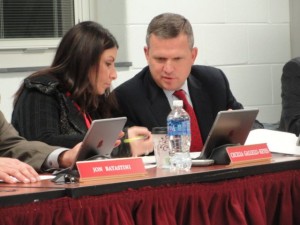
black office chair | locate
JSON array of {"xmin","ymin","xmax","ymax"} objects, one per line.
[{"xmin": 279, "ymin": 57, "xmax": 300, "ymax": 136}]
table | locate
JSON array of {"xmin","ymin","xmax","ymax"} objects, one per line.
[
  {"xmin": 0, "ymin": 153, "xmax": 300, "ymax": 225},
  {"xmin": 4, "ymin": 153, "xmax": 298, "ymax": 198},
  {"xmin": 0, "ymin": 186, "xmax": 65, "ymax": 207}
]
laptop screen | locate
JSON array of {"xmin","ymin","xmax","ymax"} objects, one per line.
[
  {"xmin": 70, "ymin": 117, "xmax": 127, "ymax": 170},
  {"xmin": 199, "ymin": 109, "xmax": 259, "ymax": 159}
]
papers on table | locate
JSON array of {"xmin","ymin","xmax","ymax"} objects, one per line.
[
  {"xmin": 142, "ymin": 156, "xmax": 156, "ymax": 169},
  {"xmin": 245, "ymin": 129, "xmax": 300, "ymax": 155},
  {"xmin": 142, "ymin": 156, "xmax": 156, "ymax": 164},
  {"xmin": 0, "ymin": 175, "xmax": 55, "ymax": 183},
  {"xmin": 141, "ymin": 152, "xmax": 202, "ymax": 169}
]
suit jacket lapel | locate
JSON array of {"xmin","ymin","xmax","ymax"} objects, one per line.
[
  {"xmin": 145, "ymin": 72, "xmax": 171, "ymax": 127},
  {"xmin": 188, "ymin": 76, "xmax": 214, "ymax": 140},
  {"xmin": 63, "ymin": 95, "xmax": 87, "ymax": 134}
]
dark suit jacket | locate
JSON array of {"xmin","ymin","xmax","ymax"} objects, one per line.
[
  {"xmin": 114, "ymin": 65, "xmax": 248, "ymax": 143},
  {"xmin": 12, "ymin": 74, "xmax": 131, "ymax": 157},
  {"xmin": 12, "ymin": 74, "xmax": 91, "ymax": 148},
  {"xmin": 279, "ymin": 57, "xmax": 300, "ymax": 135},
  {"xmin": 0, "ymin": 111, "xmax": 56, "ymax": 171}
]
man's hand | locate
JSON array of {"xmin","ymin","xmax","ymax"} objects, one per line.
[{"xmin": 0, "ymin": 158, "xmax": 40, "ymax": 184}]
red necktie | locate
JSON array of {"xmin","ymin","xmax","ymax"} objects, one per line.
[{"xmin": 173, "ymin": 90, "xmax": 203, "ymax": 152}]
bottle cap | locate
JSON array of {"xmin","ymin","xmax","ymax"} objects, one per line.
[
  {"xmin": 152, "ymin": 127, "xmax": 167, "ymax": 134},
  {"xmin": 173, "ymin": 100, "xmax": 183, "ymax": 107}
]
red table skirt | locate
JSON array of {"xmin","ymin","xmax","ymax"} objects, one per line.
[{"xmin": 1, "ymin": 169, "xmax": 299, "ymax": 225}]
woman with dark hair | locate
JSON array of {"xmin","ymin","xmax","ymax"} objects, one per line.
[{"xmin": 12, "ymin": 21, "xmax": 152, "ymax": 157}]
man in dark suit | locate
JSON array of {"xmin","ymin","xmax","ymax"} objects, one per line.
[
  {"xmin": 279, "ymin": 57, "xmax": 300, "ymax": 135},
  {"xmin": 114, "ymin": 13, "xmax": 262, "ymax": 150},
  {"xmin": 0, "ymin": 110, "xmax": 81, "ymax": 183}
]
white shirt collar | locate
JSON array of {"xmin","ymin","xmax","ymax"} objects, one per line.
[{"xmin": 163, "ymin": 80, "xmax": 192, "ymax": 107}]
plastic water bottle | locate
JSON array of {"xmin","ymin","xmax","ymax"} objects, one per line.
[{"xmin": 167, "ymin": 100, "xmax": 192, "ymax": 171}]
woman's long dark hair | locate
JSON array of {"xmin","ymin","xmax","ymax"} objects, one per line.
[{"xmin": 14, "ymin": 21, "xmax": 120, "ymax": 117}]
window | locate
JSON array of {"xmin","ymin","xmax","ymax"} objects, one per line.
[
  {"xmin": 0, "ymin": 0, "xmax": 90, "ymax": 50},
  {"xmin": 0, "ymin": 0, "xmax": 74, "ymax": 39},
  {"xmin": 0, "ymin": 0, "xmax": 90, "ymax": 69}
]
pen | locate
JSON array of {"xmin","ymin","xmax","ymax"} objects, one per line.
[{"xmin": 123, "ymin": 135, "xmax": 149, "ymax": 143}]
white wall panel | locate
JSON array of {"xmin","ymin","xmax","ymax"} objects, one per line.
[
  {"xmin": 225, "ymin": 0, "xmax": 268, "ymax": 23},
  {"xmin": 0, "ymin": 0, "xmax": 292, "ymax": 124},
  {"xmin": 248, "ymin": 25, "xmax": 290, "ymax": 63}
]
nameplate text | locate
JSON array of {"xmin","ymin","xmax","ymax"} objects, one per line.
[
  {"xmin": 226, "ymin": 143, "xmax": 272, "ymax": 164},
  {"xmin": 76, "ymin": 157, "xmax": 146, "ymax": 181}
]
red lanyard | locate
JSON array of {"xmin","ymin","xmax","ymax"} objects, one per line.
[{"xmin": 66, "ymin": 92, "xmax": 92, "ymax": 129}]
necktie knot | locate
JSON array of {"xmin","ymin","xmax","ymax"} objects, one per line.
[
  {"xmin": 173, "ymin": 89, "xmax": 189, "ymax": 106},
  {"xmin": 173, "ymin": 90, "xmax": 186, "ymax": 102}
]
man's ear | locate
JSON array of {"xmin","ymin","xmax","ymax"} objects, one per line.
[
  {"xmin": 191, "ymin": 47, "xmax": 198, "ymax": 62},
  {"xmin": 144, "ymin": 46, "xmax": 149, "ymax": 59}
]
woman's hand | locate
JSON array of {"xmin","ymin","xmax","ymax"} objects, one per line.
[
  {"xmin": 114, "ymin": 131, "xmax": 125, "ymax": 148},
  {"xmin": 58, "ymin": 142, "xmax": 82, "ymax": 168},
  {"xmin": 127, "ymin": 126, "xmax": 153, "ymax": 157}
]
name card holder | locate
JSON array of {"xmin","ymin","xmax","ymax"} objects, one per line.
[
  {"xmin": 226, "ymin": 143, "xmax": 272, "ymax": 165},
  {"xmin": 76, "ymin": 157, "xmax": 146, "ymax": 182}
]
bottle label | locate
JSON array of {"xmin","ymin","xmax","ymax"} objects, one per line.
[{"xmin": 167, "ymin": 119, "xmax": 190, "ymax": 136}]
